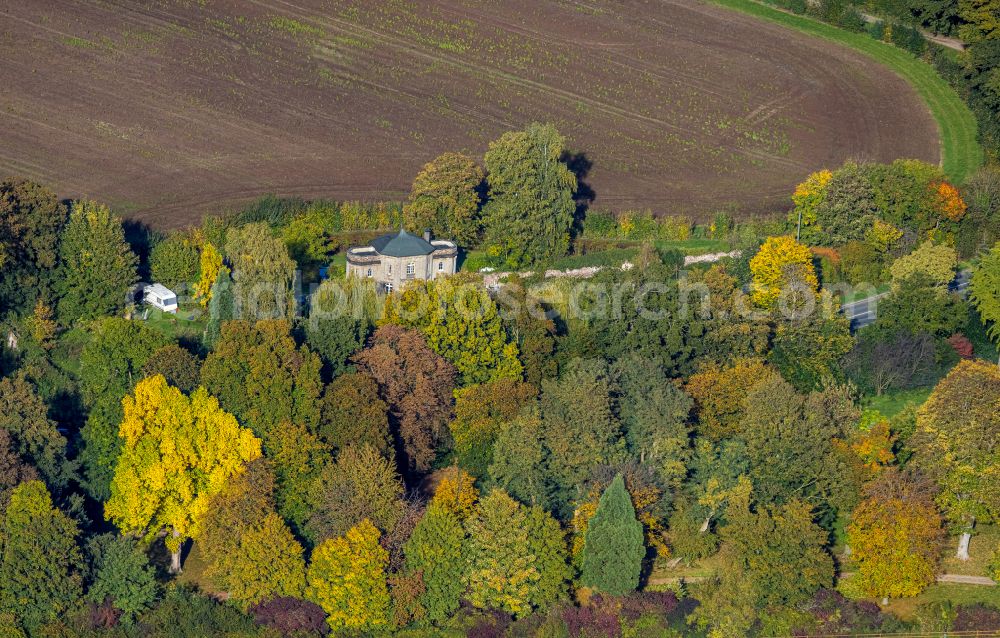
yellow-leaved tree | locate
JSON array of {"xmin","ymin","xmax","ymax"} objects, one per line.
[
  {"xmin": 104, "ymin": 375, "xmax": 262, "ymax": 573},
  {"xmin": 193, "ymin": 243, "xmax": 224, "ymax": 307},
  {"xmin": 749, "ymin": 235, "xmax": 819, "ymax": 310},
  {"xmin": 382, "ymin": 276, "xmax": 523, "ymax": 385},
  {"xmin": 790, "ymin": 169, "xmax": 832, "ymax": 242},
  {"xmin": 307, "ymin": 518, "xmax": 391, "ymax": 632},
  {"xmin": 846, "ymin": 470, "xmax": 944, "ymax": 605},
  {"xmin": 429, "ymin": 466, "xmax": 480, "ymax": 520}
]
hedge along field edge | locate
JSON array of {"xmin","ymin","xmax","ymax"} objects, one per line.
[{"xmin": 708, "ymin": 0, "xmax": 983, "ymax": 184}]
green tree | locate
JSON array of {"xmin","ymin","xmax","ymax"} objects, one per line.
[
  {"xmin": 871, "ymin": 273, "xmax": 966, "ymax": 338},
  {"xmin": 197, "ymin": 459, "xmax": 306, "ymax": 609},
  {"xmin": 488, "ymin": 406, "xmax": 549, "ymax": 508},
  {"xmin": 105, "ymin": 375, "xmax": 262, "ymax": 573},
  {"xmin": 305, "ymin": 444, "xmax": 405, "ymax": 545},
  {"xmin": 970, "ymin": 241, "xmax": 1000, "ymax": 361},
  {"xmin": 307, "ymin": 519, "xmax": 391, "ymax": 633},
  {"xmin": 403, "ymin": 503, "xmax": 465, "ymax": 624},
  {"xmin": 224, "ymin": 222, "xmax": 296, "ymax": 319},
  {"xmin": 736, "ymin": 376, "xmax": 858, "ymax": 515},
  {"xmin": 79, "ymin": 317, "xmax": 170, "ymax": 404},
  {"xmin": 149, "ymin": 232, "xmax": 201, "ymax": 292},
  {"xmin": 306, "ymin": 276, "xmax": 376, "ymax": 377},
  {"xmin": 693, "ymin": 481, "xmax": 834, "ymax": 637},
  {"xmin": 384, "ymin": 276, "xmax": 523, "ymax": 386},
  {"xmin": 0, "ymin": 373, "xmax": 75, "ymax": 491},
  {"xmin": 449, "ymin": 379, "xmax": 536, "ymax": 478},
  {"xmin": 769, "ymin": 315, "xmax": 854, "ymax": 392},
  {"xmin": 202, "ymin": 266, "xmax": 233, "ymax": 348},
  {"xmin": 201, "ymin": 319, "xmax": 323, "ymax": 441},
  {"xmin": 580, "ymin": 474, "xmax": 644, "ymax": 596},
  {"xmin": 318, "ymin": 372, "xmax": 393, "ymax": 457},
  {"xmin": 0, "ymin": 178, "xmax": 67, "ymax": 313},
  {"xmin": 141, "ymin": 344, "xmax": 201, "ymax": 394},
  {"xmin": 56, "ymin": 200, "xmax": 138, "ymax": 323},
  {"xmin": 911, "ymin": 359, "xmax": 1000, "ymax": 560},
  {"xmin": 464, "ymin": 489, "xmax": 538, "ymax": 617},
  {"xmin": 482, "ymin": 123, "xmax": 577, "ymax": 267},
  {"xmin": 77, "ymin": 317, "xmax": 169, "ymax": 499},
  {"xmin": 812, "ymin": 161, "xmax": 879, "ymax": 244},
  {"xmin": 889, "ymin": 240, "xmax": 958, "ymax": 287},
  {"xmin": 84, "ymin": 533, "xmax": 160, "ymax": 624},
  {"xmin": 611, "ymin": 355, "xmax": 692, "ymax": 486},
  {"xmin": 404, "ymin": 152, "xmax": 484, "ymax": 246},
  {"xmin": 282, "ymin": 207, "xmax": 333, "ymax": 276},
  {"xmin": 540, "ymin": 359, "xmax": 622, "ymax": 513},
  {"xmin": 0, "ymin": 481, "xmax": 83, "ymax": 631},
  {"xmin": 525, "ymin": 504, "xmax": 571, "ymax": 610}
]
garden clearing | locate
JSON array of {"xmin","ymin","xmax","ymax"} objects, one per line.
[{"xmin": 0, "ymin": 0, "xmax": 941, "ymax": 227}]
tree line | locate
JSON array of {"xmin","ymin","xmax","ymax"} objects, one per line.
[{"xmin": 1, "ymin": 131, "xmax": 1000, "ymax": 636}]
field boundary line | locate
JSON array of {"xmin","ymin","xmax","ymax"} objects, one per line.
[{"xmin": 704, "ymin": 0, "xmax": 983, "ymax": 183}]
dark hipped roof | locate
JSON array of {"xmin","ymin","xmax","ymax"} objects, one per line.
[{"xmin": 370, "ymin": 228, "xmax": 435, "ymax": 257}]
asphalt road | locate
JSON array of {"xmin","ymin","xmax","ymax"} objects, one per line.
[{"xmin": 840, "ymin": 270, "xmax": 971, "ymax": 332}]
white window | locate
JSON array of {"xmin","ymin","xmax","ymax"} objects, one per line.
[
  {"xmin": 385, "ymin": 282, "xmax": 393, "ymax": 293},
  {"xmin": 406, "ymin": 263, "xmax": 415, "ymax": 276},
  {"xmin": 437, "ymin": 261, "xmax": 444, "ymax": 271},
  {"xmin": 388, "ymin": 264, "xmax": 392, "ymax": 275},
  {"xmin": 367, "ymin": 267, "xmax": 372, "ymax": 277}
]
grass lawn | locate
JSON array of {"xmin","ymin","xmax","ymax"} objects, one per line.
[
  {"xmin": 885, "ymin": 583, "xmax": 1000, "ymax": 620},
  {"xmin": 174, "ymin": 541, "xmax": 220, "ymax": 595},
  {"xmin": 864, "ymin": 386, "xmax": 933, "ymax": 417},
  {"xmin": 941, "ymin": 524, "xmax": 1000, "ymax": 577},
  {"xmin": 654, "ymin": 238, "xmax": 731, "ymax": 256},
  {"xmin": 710, "ymin": 0, "xmax": 982, "ymax": 183},
  {"xmin": 138, "ymin": 306, "xmax": 206, "ymax": 341},
  {"xmin": 460, "ymin": 238, "xmax": 733, "ymax": 273}
]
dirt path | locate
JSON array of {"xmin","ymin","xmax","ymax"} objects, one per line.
[{"xmin": 649, "ymin": 572, "xmax": 997, "ymax": 587}]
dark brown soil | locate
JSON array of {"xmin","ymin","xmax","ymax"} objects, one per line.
[{"xmin": 0, "ymin": 0, "xmax": 939, "ymax": 227}]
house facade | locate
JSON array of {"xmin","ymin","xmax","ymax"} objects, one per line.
[{"xmin": 345, "ymin": 228, "xmax": 458, "ymax": 292}]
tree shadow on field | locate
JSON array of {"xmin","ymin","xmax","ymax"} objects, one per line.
[
  {"xmin": 562, "ymin": 150, "xmax": 595, "ymax": 237},
  {"xmin": 123, "ymin": 218, "xmax": 159, "ymax": 282}
]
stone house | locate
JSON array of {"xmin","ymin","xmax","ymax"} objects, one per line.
[{"xmin": 345, "ymin": 228, "xmax": 458, "ymax": 292}]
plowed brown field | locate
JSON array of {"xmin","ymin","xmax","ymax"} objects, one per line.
[{"xmin": 0, "ymin": 0, "xmax": 939, "ymax": 227}]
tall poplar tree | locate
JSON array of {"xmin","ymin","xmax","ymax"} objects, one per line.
[
  {"xmin": 482, "ymin": 123, "xmax": 577, "ymax": 268},
  {"xmin": 56, "ymin": 200, "xmax": 138, "ymax": 323}
]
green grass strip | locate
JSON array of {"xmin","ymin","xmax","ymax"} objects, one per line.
[{"xmin": 708, "ymin": 0, "xmax": 983, "ymax": 183}]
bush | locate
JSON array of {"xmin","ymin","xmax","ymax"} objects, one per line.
[
  {"xmin": 792, "ymin": 589, "xmax": 906, "ymax": 636},
  {"xmin": 250, "ymin": 597, "xmax": 330, "ymax": 635},
  {"xmin": 583, "ymin": 210, "xmax": 618, "ymax": 239},
  {"xmin": 657, "ymin": 216, "xmax": 692, "ymax": 241},
  {"xmin": 953, "ymin": 603, "xmax": 1000, "ymax": 632},
  {"xmin": 836, "ymin": 7, "xmax": 866, "ymax": 32},
  {"xmin": 232, "ymin": 195, "xmax": 306, "ymax": 228},
  {"xmin": 890, "ymin": 24, "xmax": 927, "ymax": 55},
  {"xmin": 866, "ymin": 19, "xmax": 886, "ymax": 40}
]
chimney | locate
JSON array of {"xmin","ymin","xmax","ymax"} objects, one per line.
[{"xmin": 423, "ymin": 229, "xmax": 432, "ymax": 242}]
